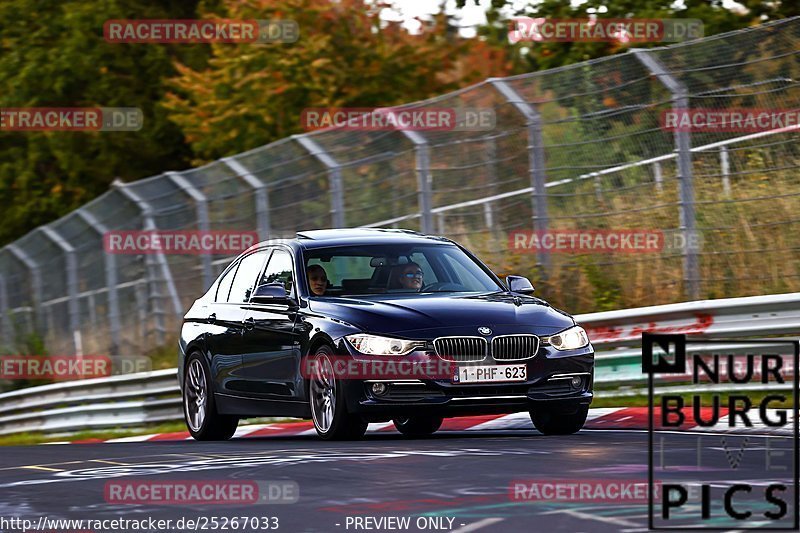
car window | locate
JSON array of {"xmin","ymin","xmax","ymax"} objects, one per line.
[
  {"xmin": 228, "ymin": 250, "xmax": 269, "ymax": 303},
  {"xmin": 307, "ymin": 255, "xmax": 372, "ymax": 286},
  {"xmin": 303, "ymin": 244, "xmax": 501, "ymax": 296},
  {"xmin": 258, "ymin": 249, "xmax": 294, "ymax": 296},
  {"xmin": 440, "ymin": 251, "xmax": 486, "ymax": 288},
  {"xmin": 407, "ymin": 252, "xmax": 438, "ymax": 285},
  {"xmin": 215, "ymin": 262, "xmax": 237, "ymax": 302}
]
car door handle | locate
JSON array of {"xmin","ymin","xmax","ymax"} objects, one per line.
[
  {"xmin": 207, "ymin": 313, "xmax": 216, "ymax": 324},
  {"xmin": 244, "ymin": 317, "xmax": 255, "ymax": 330}
]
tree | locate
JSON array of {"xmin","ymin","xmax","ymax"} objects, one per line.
[
  {"xmin": 0, "ymin": 0, "xmax": 207, "ymax": 245},
  {"xmin": 163, "ymin": 0, "xmax": 511, "ymax": 162},
  {"xmin": 459, "ymin": 0, "xmax": 790, "ymax": 73}
]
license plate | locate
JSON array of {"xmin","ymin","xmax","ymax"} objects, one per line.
[{"xmin": 453, "ymin": 364, "xmax": 527, "ymax": 384}]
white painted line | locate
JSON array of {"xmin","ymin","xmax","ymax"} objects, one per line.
[
  {"xmin": 468, "ymin": 413, "xmax": 532, "ymax": 431},
  {"xmin": 451, "ymin": 518, "xmax": 505, "ymax": 532},
  {"xmin": 366, "ymin": 422, "xmax": 396, "ymax": 432},
  {"xmin": 586, "ymin": 407, "xmax": 627, "ymax": 421},
  {"xmin": 232, "ymin": 423, "xmax": 271, "ymax": 438},
  {"xmin": 104, "ymin": 434, "xmax": 158, "ymax": 443}
]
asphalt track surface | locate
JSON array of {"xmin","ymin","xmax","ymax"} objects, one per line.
[{"xmin": 0, "ymin": 426, "xmax": 796, "ymax": 533}]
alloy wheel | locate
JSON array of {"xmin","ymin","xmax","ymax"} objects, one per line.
[
  {"xmin": 310, "ymin": 354, "xmax": 336, "ymax": 433},
  {"xmin": 185, "ymin": 359, "xmax": 207, "ymax": 432}
]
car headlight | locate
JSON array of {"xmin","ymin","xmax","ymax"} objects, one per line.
[
  {"xmin": 345, "ymin": 334, "xmax": 424, "ymax": 356},
  {"xmin": 545, "ymin": 326, "xmax": 590, "ymax": 351}
]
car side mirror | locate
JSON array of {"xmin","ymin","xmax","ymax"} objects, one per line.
[
  {"xmin": 251, "ymin": 283, "xmax": 292, "ymax": 304},
  {"xmin": 507, "ymin": 275, "xmax": 535, "ymax": 294}
]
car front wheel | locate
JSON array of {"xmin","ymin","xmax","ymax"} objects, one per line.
[
  {"xmin": 393, "ymin": 416, "xmax": 443, "ymax": 437},
  {"xmin": 530, "ymin": 404, "xmax": 588, "ymax": 435},
  {"xmin": 183, "ymin": 353, "xmax": 238, "ymax": 441},
  {"xmin": 309, "ymin": 346, "xmax": 368, "ymax": 440}
]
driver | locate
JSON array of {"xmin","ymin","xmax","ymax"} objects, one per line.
[
  {"xmin": 307, "ymin": 264, "xmax": 328, "ymax": 296},
  {"xmin": 398, "ymin": 262, "xmax": 424, "ymax": 292}
]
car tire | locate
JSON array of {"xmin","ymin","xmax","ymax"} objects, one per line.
[
  {"xmin": 183, "ymin": 352, "xmax": 238, "ymax": 441},
  {"xmin": 309, "ymin": 345, "xmax": 368, "ymax": 440},
  {"xmin": 530, "ymin": 405, "xmax": 589, "ymax": 435},
  {"xmin": 530, "ymin": 404, "xmax": 589, "ymax": 435},
  {"xmin": 393, "ymin": 416, "xmax": 443, "ymax": 437}
]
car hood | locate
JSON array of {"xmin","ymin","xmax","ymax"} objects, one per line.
[{"xmin": 307, "ymin": 292, "xmax": 575, "ymax": 338}]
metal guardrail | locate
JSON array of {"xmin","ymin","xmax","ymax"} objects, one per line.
[
  {"xmin": 0, "ymin": 369, "xmax": 179, "ymax": 436},
  {"xmin": 0, "ymin": 292, "xmax": 798, "ymax": 436}
]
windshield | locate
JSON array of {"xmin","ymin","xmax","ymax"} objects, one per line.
[{"xmin": 303, "ymin": 243, "xmax": 502, "ymax": 297}]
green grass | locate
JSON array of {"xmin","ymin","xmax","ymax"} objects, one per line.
[
  {"xmin": 0, "ymin": 417, "xmax": 301, "ymax": 446},
  {"xmin": 0, "ymin": 421, "xmax": 190, "ymax": 446},
  {"xmin": 146, "ymin": 338, "xmax": 181, "ymax": 370}
]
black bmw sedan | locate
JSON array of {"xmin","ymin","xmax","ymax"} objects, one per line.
[{"xmin": 179, "ymin": 229, "xmax": 594, "ymax": 440}]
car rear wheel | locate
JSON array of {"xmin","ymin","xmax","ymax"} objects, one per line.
[
  {"xmin": 530, "ymin": 404, "xmax": 588, "ymax": 435},
  {"xmin": 393, "ymin": 416, "xmax": 443, "ymax": 437},
  {"xmin": 309, "ymin": 345, "xmax": 368, "ymax": 440},
  {"xmin": 183, "ymin": 353, "xmax": 238, "ymax": 441}
]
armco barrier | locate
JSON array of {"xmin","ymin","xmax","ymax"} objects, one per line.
[{"xmin": 0, "ymin": 292, "xmax": 798, "ymax": 436}]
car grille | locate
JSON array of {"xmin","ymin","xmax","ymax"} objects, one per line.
[
  {"xmin": 491, "ymin": 335, "xmax": 540, "ymax": 361},
  {"xmin": 433, "ymin": 337, "xmax": 487, "ymax": 362}
]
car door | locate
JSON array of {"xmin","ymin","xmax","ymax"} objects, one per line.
[
  {"xmin": 205, "ymin": 249, "xmax": 270, "ymax": 394},
  {"xmin": 239, "ymin": 247, "xmax": 303, "ymax": 399}
]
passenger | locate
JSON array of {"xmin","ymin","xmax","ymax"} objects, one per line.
[
  {"xmin": 307, "ymin": 265, "xmax": 328, "ymax": 296},
  {"xmin": 398, "ymin": 262, "xmax": 424, "ymax": 292}
]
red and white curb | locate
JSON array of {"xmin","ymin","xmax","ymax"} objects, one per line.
[{"xmin": 62, "ymin": 407, "xmax": 794, "ymax": 444}]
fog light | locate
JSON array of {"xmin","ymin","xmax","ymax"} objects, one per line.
[
  {"xmin": 570, "ymin": 376, "xmax": 582, "ymax": 389},
  {"xmin": 371, "ymin": 383, "xmax": 388, "ymax": 396}
]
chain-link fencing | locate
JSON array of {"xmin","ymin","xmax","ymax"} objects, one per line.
[{"xmin": 1, "ymin": 17, "xmax": 799, "ymax": 357}]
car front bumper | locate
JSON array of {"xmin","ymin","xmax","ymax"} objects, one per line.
[{"xmin": 334, "ymin": 338, "xmax": 594, "ymax": 421}]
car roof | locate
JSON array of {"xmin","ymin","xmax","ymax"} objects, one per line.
[{"xmin": 256, "ymin": 228, "xmax": 454, "ymax": 250}]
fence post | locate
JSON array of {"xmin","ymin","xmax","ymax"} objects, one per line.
[
  {"xmin": 400, "ymin": 130, "xmax": 433, "ymax": 234},
  {"xmin": 75, "ymin": 209, "xmax": 122, "ymax": 354},
  {"xmin": 633, "ymin": 49, "xmax": 699, "ymax": 300},
  {"xmin": 484, "ymin": 134, "xmax": 498, "ymax": 233},
  {"xmin": 483, "ymin": 203, "xmax": 495, "ymax": 232},
  {"xmin": 653, "ymin": 161, "xmax": 663, "ymax": 193},
  {"xmin": 489, "ymin": 78, "xmax": 550, "ymax": 271},
  {"xmin": 166, "ymin": 171, "xmax": 213, "ymax": 290},
  {"xmin": 39, "ymin": 227, "xmax": 82, "ymax": 355},
  {"xmin": 6, "ymin": 244, "xmax": 42, "ymax": 344},
  {"xmin": 720, "ymin": 146, "xmax": 731, "ymax": 198},
  {"xmin": 0, "ymin": 273, "xmax": 12, "ymax": 349},
  {"xmin": 134, "ymin": 281, "xmax": 148, "ymax": 347},
  {"xmin": 222, "ymin": 157, "xmax": 271, "ymax": 241},
  {"xmin": 113, "ymin": 180, "xmax": 183, "ymax": 347},
  {"xmin": 293, "ymin": 135, "xmax": 346, "ymax": 228}
]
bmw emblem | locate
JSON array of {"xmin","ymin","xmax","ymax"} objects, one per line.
[{"xmin": 478, "ymin": 327, "xmax": 492, "ymax": 336}]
